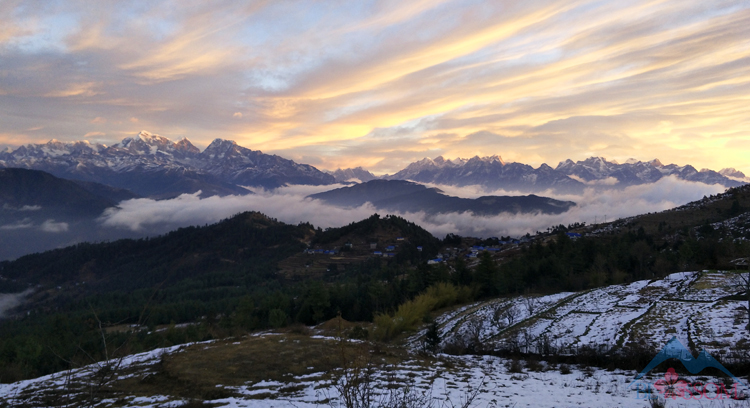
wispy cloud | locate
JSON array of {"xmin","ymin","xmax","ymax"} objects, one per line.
[
  {"xmin": 0, "ymin": 1, "xmax": 747, "ymax": 174},
  {"xmin": 40, "ymin": 219, "xmax": 69, "ymax": 233},
  {"xmin": 0, "ymin": 289, "xmax": 33, "ymax": 318},
  {"xmin": 0, "ymin": 218, "xmax": 69, "ymax": 233}
]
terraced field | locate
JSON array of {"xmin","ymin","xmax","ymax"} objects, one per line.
[{"xmin": 422, "ymin": 271, "xmax": 748, "ymax": 355}]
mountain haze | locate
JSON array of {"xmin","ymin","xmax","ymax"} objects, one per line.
[
  {"xmin": 0, "ymin": 168, "xmax": 121, "ymax": 218},
  {"xmin": 0, "ymin": 168, "xmax": 146, "ymax": 261}
]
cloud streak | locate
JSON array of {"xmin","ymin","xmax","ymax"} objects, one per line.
[
  {"xmin": 0, "ymin": 1, "xmax": 748, "ymax": 175},
  {"xmin": 98, "ymin": 176, "xmax": 725, "ymax": 239}
]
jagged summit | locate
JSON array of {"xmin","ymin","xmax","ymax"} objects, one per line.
[
  {"xmin": 389, "ymin": 154, "xmax": 580, "ymax": 193},
  {"xmin": 404, "ymin": 155, "xmax": 503, "ymax": 170},
  {"xmin": 382, "ymin": 154, "xmax": 743, "ymax": 193},
  {"xmin": 137, "ymin": 130, "xmax": 159, "ymax": 141},
  {"xmin": 174, "ymin": 137, "xmax": 200, "ymax": 154},
  {"xmin": 331, "ymin": 166, "xmax": 378, "ymax": 183},
  {"xmin": 650, "ymin": 158, "xmax": 664, "ymax": 167},
  {"xmin": 552, "ymin": 156, "xmax": 739, "ymax": 188},
  {"xmin": 0, "ymin": 131, "xmax": 335, "ymax": 197},
  {"xmin": 720, "ymin": 168, "xmax": 746, "ymax": 179}
]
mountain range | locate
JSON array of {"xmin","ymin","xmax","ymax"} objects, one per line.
[
  {"xmin": 555, "ymin": 157, "xmax": 743, "ymax": 188},
  {"xmin": 376, "ymin": 155, "xmax": 745, "ymax": 193},
  {"xmin": 0, "ymin": 131, "xmax": 335, "ymax": 198},
  {"xmin": 308, "ymin": 179, "xmax": 575, "ymax": 215},
  {"xmin": 384, "ymin": 155, "xmax": 583, "ymax": 193},
  {"xmin": 1, "ymin": 131, "xmax": 744, "ymax": 198}
]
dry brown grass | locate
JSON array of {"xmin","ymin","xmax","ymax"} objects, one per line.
[{"xmin": 108, "ymin": 330, "xmax": 414, "ymax": 403}]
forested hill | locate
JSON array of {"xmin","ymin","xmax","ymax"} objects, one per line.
[
  {"xmin": 0, "ymin": 212, "xmax": 310, "ymax": 292},
  {"xmin": 0, "ymin": 212, "xmax": 443, "ymax": 382}
]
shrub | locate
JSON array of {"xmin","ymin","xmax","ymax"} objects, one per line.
[
  {"xmin": 440, "ymin": 337, "xmax": 468, "ymax": 355},
  {"xmin": 288, "ymin": 323, "xmax": 311, "ymax": 335},
  {"xmin": 373, "ymin": 283, "xmax": 470, "ymax": 342},
  {"xmin": 506, "ymin": 359, "xmax": 524, "ymax": 373},
  {"xmin": 526, "ymin": 358, "xmax": 544, "ymax": 372},
  {"xmin": 347, "ymin": 325, "xmax": 369, "ymax": 340}
]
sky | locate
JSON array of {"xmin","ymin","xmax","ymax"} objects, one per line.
[{"xmin": 1, "ymin": 0, "xmax": 749, "ymax": 175}]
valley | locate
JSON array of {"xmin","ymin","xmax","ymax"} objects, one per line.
[{"xmin": 0, "ymin": 184, "xmax": 749, "ymax": 407}]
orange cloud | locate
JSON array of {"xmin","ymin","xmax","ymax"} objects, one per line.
[
  {"xmin": 1, "ymin": 1, "xmax": 748, "ymax": 176},
  {"xmin": 44, "ymin": 82, "xmax": 100, "ymax": 98}
]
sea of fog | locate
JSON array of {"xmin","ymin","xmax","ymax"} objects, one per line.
[{"xmin": 97, "ymin": 175, "xmax": 725, "ymax": 239}]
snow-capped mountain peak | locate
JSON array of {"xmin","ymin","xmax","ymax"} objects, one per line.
[
  {"xmin": 485, "ymin": 154, "xmax": 504, "ymax": 164},
  {"xmin": 0, "ymin": 131, "xmax": 335, "ymax": 196},
  {"xmin": 330, "ymin": 166, "xmax": 378, "ymax": 183},
  {"xmin": 202, "ymin": 139, "xmax": 242, "ymax": 160},
  {"xmin": 556, "ymin": 159, "xmax": 576, "ymax": 170},
  {"xmin": 137, "ymin": 130, "xmax": 157, "ymax": 141},
  {"xmin": 553, "ymin": 156, "xmax": 741, "ymax": 189},
  {"xmin": 447, "ymin": 157, "xmax": 467, "ymax": 167},
  {"xmin": 174, "ymin": 137, "xmax": 200, "ymax": 154},
  {"xmin": 719, "ymin": 168, "xmax": 746, "ymax": 179}
]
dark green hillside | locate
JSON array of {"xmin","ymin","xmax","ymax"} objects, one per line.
[
  {"xmin": 1, "ymin": 211, "xmax": 308, "ymax": 291},
  {"xmin": 0, "ymin": 212, "xmax": 442, "ymax": 382},
  {"xmin": 619, "ymin": 184, "xmax": 750, "ymax": 237},
  {"xmin": 2, "ymin": 185, "xmax": 747, "ymax": 383},
  {"xmin": 279, "ymin": 214, "xmax": 441, "ymax": 280},
  {"xmin": 475, "ymin": 185, "xmax": 750, "ymax": 296}
]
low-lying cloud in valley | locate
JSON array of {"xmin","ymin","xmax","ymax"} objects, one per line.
[
  {"xmin": 0, "ymin": 289, "xmax": 33, "ymax": 318},
  {"xmin": 99, "ymin": 176, "xmax": 726, "ymax": 239}
]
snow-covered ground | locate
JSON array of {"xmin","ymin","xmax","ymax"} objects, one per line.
[
  {"xmin": 2, "ymin": 341, "xmax": 748, "ymax": 407},
  {"xmin": 421, "ymin": 271, "xmax": 748, "ymax": 357},
  {"xmin": 2, "ymin": 271, "xmax": 750, "ymax": 407}
]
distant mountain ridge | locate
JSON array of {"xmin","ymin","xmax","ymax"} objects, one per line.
[
  {"xmin": 2, "ymin": 131, "xmax": 743, "ymax": 197},
  {"xmin": 555, "ymin": 156, "xmax": 742, "ymax": 188},
  {"xmin": 383, "ymin": 155, "xmax": 584, "ymax": 194},
  {"xmin": 0, "ymin": 131, "xmax": 335, "ymax": 198},
  {"xmin": 374, "ymin": 155, "xmax": 745, "ymax": 193},
  {"xmin": 309, "ymin": 179, "xmax": 575, "ymax": 215},
  {"xmin": 718, "ymin": 167, "xmax": 748, "ymax": 181},
  {"xmin": 330, "ymin": 167, "xmax": 378, "ymax": 183}
]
